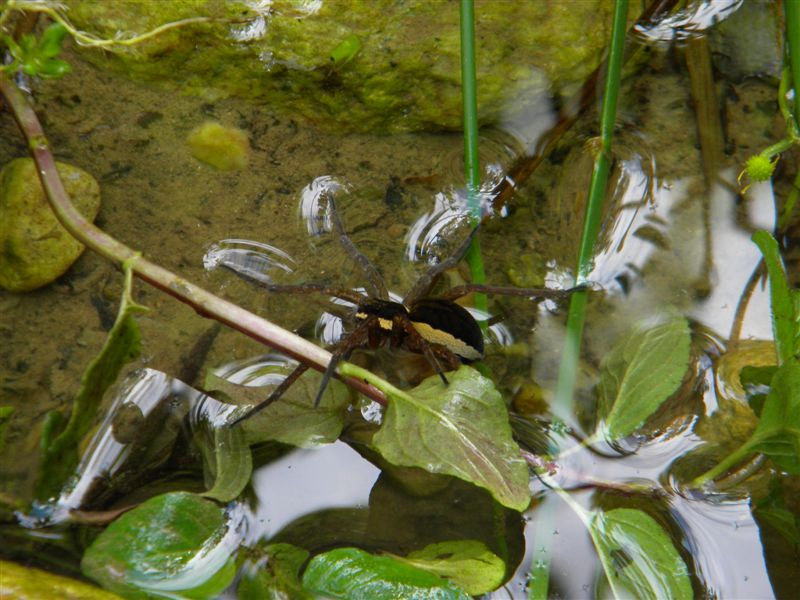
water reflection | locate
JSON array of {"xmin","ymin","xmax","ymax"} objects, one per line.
[
  {"xmin": 634, "ymin": 0, "xmax": 744, "ymax": 42},
  {"xmin": 297, "ymin": 175, "xmax": 347, "ymax": 237},
  {"xmin": 203, "ymin": 238, "xmax": 297, "ymax": 285},
  {"xmin": 245, "ymin": 441, "xmax": 380, "ymax": 543}
]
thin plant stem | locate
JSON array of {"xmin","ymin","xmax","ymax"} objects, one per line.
[
  {"xmin": 1, "ymin": 0, "xmax": 214, "ymax": 48},
  {"xmin": 553, "ymin": 0, "xmax": 629, "ymax": 418},
  {"xmin": 459, "ymin": 0, "xmax": 487, "ymax": 316},
  {"xmin": 0, "ymin": 72, "xmax": 388, "ymax": 406},
  {"xmin": 785, "ymin": 1, "xmax": 800, "ymax": 129}
]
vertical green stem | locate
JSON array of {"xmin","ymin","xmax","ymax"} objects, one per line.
[
  {"xmin": 460, "ymin": 0, "xmax": 487, "ymax": 315},
  {"xmin": 786, "ymin": 1, "xmax": 800, "ymax": 127},
  {"xmin": 781, "ymin": 2, "xmax": 800, "ymax": 228},
  {"xmin": 553, "ymin": 0, "xmax": 629, "ymax": 418}
]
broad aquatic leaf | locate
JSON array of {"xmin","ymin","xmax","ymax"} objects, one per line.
[
  {"xmin": 747, "ymin": 359, "xmax": 800, "ymax": 473},
  {"xmin": 206, "ymin": 368, "xmax": 349, "ymax": 448},
  {"xmin": 200, "ymin": 422, "xmax": 252, "ymax": 502},
  {"xmin": 597, "ymin": 315, "xmax": 691, "ymax": 439},
  {"xmin": 238, "ymin": 543, "xmax": 311, "ymax": 600},
  {"xmin": 399, "ymin": 540, "xmax": 505, "ymax": 595},
  {"xmin": 699, "ymin": 359, "xmax": 800, "ymax": 483},
  {"xmin": 302, "ymin": 547, "xmax": 470, "ymax": 599},
  {"xmin": 82, "ymin": 492, "xmax": 238, "ymax": 599},
  {"xmin": 753, "ymin": 230, "xmax": 798, "ymax": 363},
  {"xmin": 38, "ymin": 262, "xmax": 146, "ymax": 498},
  {"xmin": 588, "ymin": 508, "xmax": 692, "ymax": 600},
  {"xmin": 1, "ymin": 559, "xmax": 122, "ymax": 599},
  {"xmin": 372, "ymin": 366, "xmax": 530, "ymax": 511}
]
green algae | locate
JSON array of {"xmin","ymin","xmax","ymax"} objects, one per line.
[{"xmin": 59, "ymin": 0, "xmax": 635, "ymax": 133}]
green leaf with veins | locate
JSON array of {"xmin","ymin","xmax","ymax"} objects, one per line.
[
  {"xmin": 205, "ymin": 368, "xmax": 350, "ymax": 448},
  {"xmin": 81, "ymin": 492, "xmax": 237, "ymax": 599},
  {"xmin": 37, "ymin": 259, "xmax": 146, "ymax": 499},
  {"xmin": 589, "ymin": 508, "xmax": 692, "ymax": 600},
  {"xmin": 397, "ymin": 540, "xmax": 505, "ymax": 595},
  {"xmin": 695, "ymin": 359, "xmax": 800, "ymax": 484},
  {"xmin": 597, "ymin": 315, "xmax": 691, "ymax": 439},
  {"xmin": 753, "ymin": 230, "xmax": 799, "ymax": 363},
  {"xmin": 370, "ymin": 365, "xmax": 530, "ymax": 512},
  {"xmin": 199, "ymin": 421, "xmax": 252, "ymax": 503},
  {"xmin": 302, "ymin": 547, "xmax": 469, "ymax": 599},
  {"xmin": 238, "ymin": 543, "xmax": 311, "ymax": 600}
]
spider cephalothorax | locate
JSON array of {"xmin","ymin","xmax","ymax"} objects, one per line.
[{"xmin": 221, "ymin": 195, "xmax": 576, "ymax": 426}]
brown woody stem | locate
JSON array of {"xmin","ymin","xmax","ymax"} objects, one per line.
[{"xmin": 0, "ymin": 72, "xmax": 387, "ymax": 406}]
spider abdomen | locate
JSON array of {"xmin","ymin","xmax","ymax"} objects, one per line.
[{"xmin": 408, "ymin": 299, "xmax": 484, "ymax": 363}]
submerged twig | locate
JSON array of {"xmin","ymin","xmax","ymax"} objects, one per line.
[{"xmin": 0, "ymin": 72, "xmax": 388, "ymax": 406}]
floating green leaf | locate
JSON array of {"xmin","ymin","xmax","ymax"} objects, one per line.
[
  {"xmin": 302, "ymin": 547, "xmax": 469, "ymax": 599},
  {"xmin": 597, "ymin": 315, "xmax": 691, "ymax": 439},
  {"xmin": 588, "ymin": 508, "xmax": 692, "ymax": 600},
  {"xmin": 695, "ymin": 359, "xmax": 800, "ymax": 484},
  {"xmin": 206, "ymin": 368, "xmax": 350, "ymax": 448},
  {"xmin": 371, "ymin": 366, "xmax": 530, "ymax": 511},
  {"xmin": 238, "ymin": 543, "xmax": 311, "ymax": 600},
  {"xmin": 82, "ymin": 492, "xmax": 237, "ymax": 599},
  {"xmin": 398, "ymin": 540, "xmax": 505, "ymax": 595},
  {"xmin": 200, "ymin": 422, "xmax": 252, "ymax": 503},
  {"xmin": 38, "ymin": 260, "xmax": 147, "ymax": 498},
  {"xmin": 753, "ymin": 230, "xmax": 799, "ymax": 363}
]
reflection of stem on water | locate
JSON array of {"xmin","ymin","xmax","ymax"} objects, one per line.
[
  {"xmin": 729, "ymin": 259, "xmax": 766, "ymax": 345},
  {"xmin": 685, "ymin": 36, "xmax": 725, "ymax": 298}
]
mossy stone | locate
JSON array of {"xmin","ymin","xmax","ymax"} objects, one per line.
[
  {"xmin": 0, "ymin": 158, "xmax": 101, "ymax": 292},
  {"xmin": 186, "ymin": 121, "xmax": 250, "ymax": 170},
  {"xmin": 61, "ymin": 0, "xmax": 637, "ymax": 133}
]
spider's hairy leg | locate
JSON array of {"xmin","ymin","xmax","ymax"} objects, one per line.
[
  {"xmin": 313, "ymin": 317, "xmax": 373, "ymax": 407},
  {"xmin": 220, "ymin": 261, "xmax": 366, "ymax": 304},
  {"xmin": 403, "ymin": 224, "xmax": 480, "ymax": 306},
  {"xmin": 228, "ymin": 363, "xmax": 310, "ymax": 427},
  {"xmin": 326, "ymin": 193, "xmax": 389, "ymax": 300}
]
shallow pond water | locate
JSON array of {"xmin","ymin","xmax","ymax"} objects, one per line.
[{"xmin": 1, "ymin": 2, "xmax": 797, "ymax": 598}]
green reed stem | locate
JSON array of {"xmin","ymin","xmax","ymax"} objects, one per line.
[
  {"xmin": 786, "ymin": 1, "xmax": 800, "ymax": 128},
  {"xmin": 460, "ymin": 0, "xmax": 487, "ymax": 316},
  {"xmin": 553, "ymin": 0, "xmax": 629, "ymax": 418}
]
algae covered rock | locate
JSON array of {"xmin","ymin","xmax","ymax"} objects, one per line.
[
  {"xmin": 186, "ymin": 121, "xmax": 250, "ymax": 170},
  {"xmin": 61, "ymin": 0, "xmax": 635, "ymax": 133},
  {"xmin": 0, "ymin": 158, "xmax": 100, "ymax": 292}
]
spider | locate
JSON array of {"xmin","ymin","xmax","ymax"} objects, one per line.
[{"xmin": 221, "ymin": 195, "xmax": 578, "ymax": 426}]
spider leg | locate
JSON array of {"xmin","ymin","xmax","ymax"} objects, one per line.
[
  {"xmin": 228, "ymin": 362, "xmax": 310, "ymax": 427},
  {"xmin": 312, "ymin": 317, "xmax": 373, "ymax": 407},
  {"xmin": 326, "ymin": 193, "xmax": 389, "ymax": 300},
  {"xmin": 403, "ymin": 225, "xmax": 480, "ymax": 306},
  {"xmin": 220, "ymin": 261, "xmax": 366, "ymax": 304},
  {"xmin": 437, "ymin": 283, "xmax": 586, "ymax": 301}
]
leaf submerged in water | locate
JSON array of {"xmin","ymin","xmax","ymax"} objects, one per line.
[{"xmin": 371, "ymin": 366, "xmax": 530, "ymax": 512}]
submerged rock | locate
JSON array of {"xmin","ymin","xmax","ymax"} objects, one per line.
[
  {"xmin": 0, "ymin": 158, "xmax": 101, "ymax": 292},
  {"xmin": 61, "ymin": 0, "xmax": 635, "ymax": 133}
]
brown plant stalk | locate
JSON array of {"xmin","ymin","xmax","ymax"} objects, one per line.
[{"xmin": 0, "ymin": 72, "xmax": 387, "ymax": 406}]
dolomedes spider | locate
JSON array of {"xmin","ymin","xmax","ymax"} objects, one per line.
[{"xmin": 222, "ymin": 195, "xmax": 577, "ymax": 426}]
